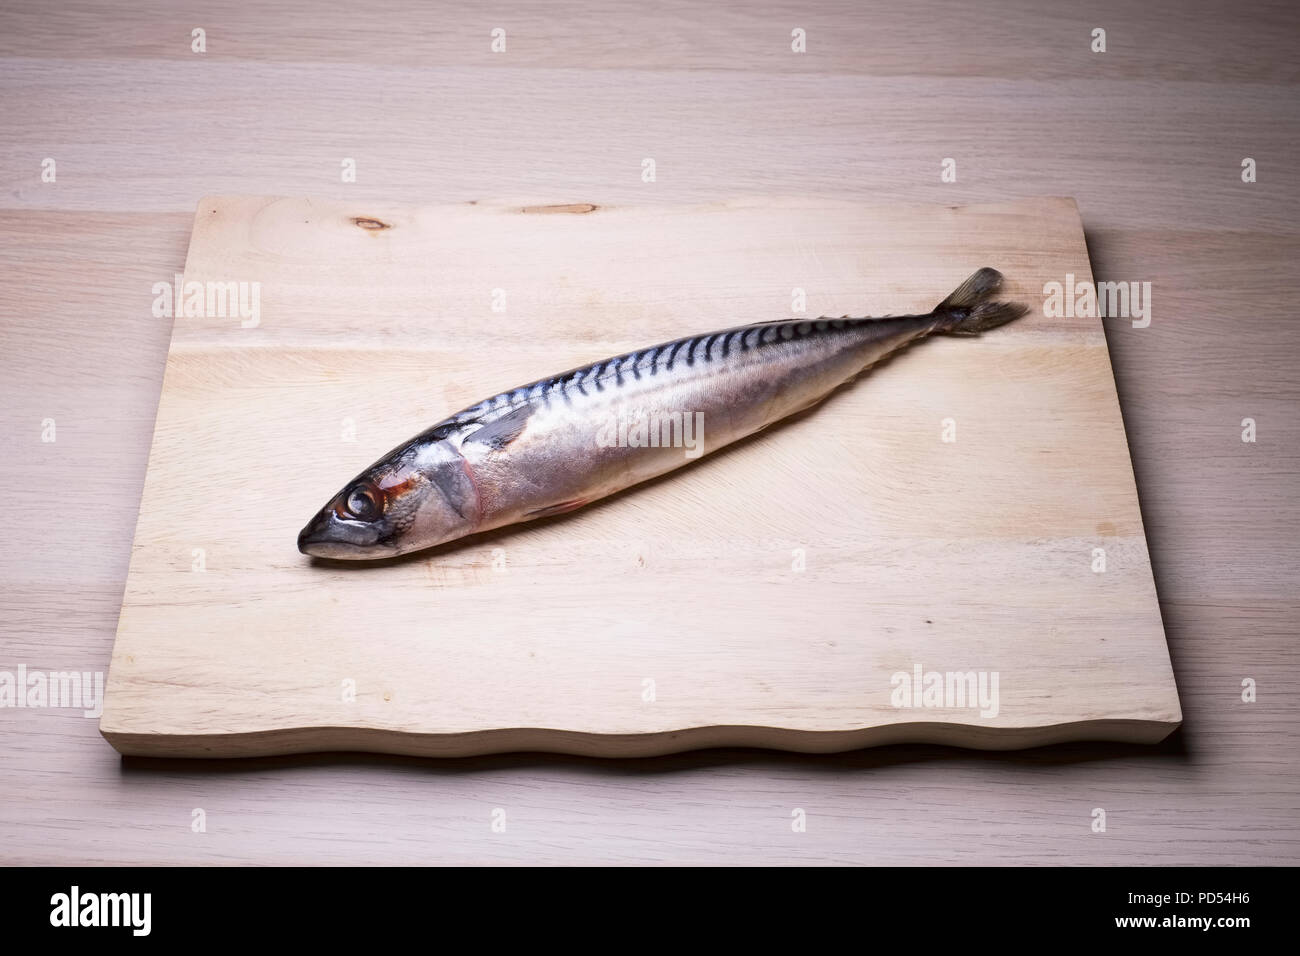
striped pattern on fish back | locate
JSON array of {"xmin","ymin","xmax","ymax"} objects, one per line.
[{"xmin": 425, "ymin": 315, "xmax": 920, "ymax": 441}]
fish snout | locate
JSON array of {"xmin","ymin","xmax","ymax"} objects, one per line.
[{"xmin": 297, "ymin": 507, "xmax": 387, "ymax": 559}]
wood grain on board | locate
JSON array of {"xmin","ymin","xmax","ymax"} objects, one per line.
[{"xmin": 98, "ymin": 194, "xmax": 1180, "ymax": 758}]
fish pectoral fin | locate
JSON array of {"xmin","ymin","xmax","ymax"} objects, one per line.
[
  {"xmin": 463, "ymin": 403, "xmax": 534, "ymax": 449},
  {"xmin": 526, "ymin": 498, "xmax": 590, "ymax": 519}
]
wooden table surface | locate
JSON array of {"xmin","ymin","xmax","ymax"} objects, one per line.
[{"xmin": 2, "ymin": 0, "xmax": 1297, "ymax": 865}]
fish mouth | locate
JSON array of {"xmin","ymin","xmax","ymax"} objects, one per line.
[{"xmin": 296, "ymin": 509, "xmax": 392, "ymax": 559}]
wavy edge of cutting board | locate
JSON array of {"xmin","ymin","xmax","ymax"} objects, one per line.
[
  {"xmin": 101, "ymin": 717, "xmax": 1179, "ymax": 759},
  {"xmin": 100, "ymin": 193, "xmax": 1181, "ymax": 760}
]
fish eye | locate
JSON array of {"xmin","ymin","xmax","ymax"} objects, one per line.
[{"xmin": 343, "ymin": 482, "xmax": 381, "ymax": 521}]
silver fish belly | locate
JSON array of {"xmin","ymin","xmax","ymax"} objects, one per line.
[{"xmin": 298, "ymin": 268, "xmax": 1024, "ymax": 559}]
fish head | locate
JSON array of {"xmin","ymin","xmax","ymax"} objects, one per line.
[{"xmin": 297, "ymin": 441, "xmax": 479, "ymax": 559}]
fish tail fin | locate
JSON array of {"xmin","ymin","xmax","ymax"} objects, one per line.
[{"xmin": 932, "ymin": 267, "xmax": 1027, "ymax": 336}]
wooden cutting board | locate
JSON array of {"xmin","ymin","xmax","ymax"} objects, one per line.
[{"xmin": 100, "ymin": 195, "xmax": 1180, "ymax": 758}]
